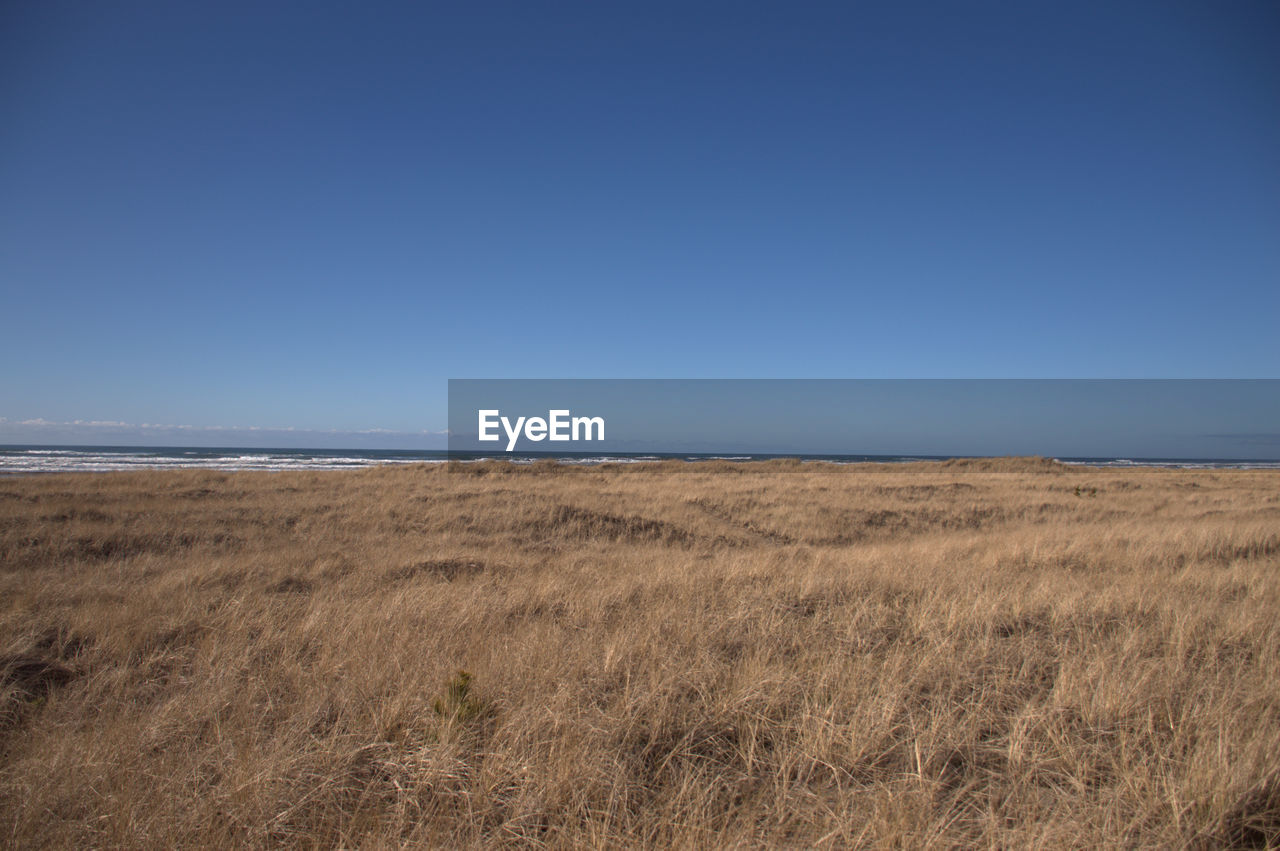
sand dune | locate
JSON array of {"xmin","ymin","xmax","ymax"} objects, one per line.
[{"xmin": 2, "ymin": 459, "xmax": 1278, "ymax": 846}]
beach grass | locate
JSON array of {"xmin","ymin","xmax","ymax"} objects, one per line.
[{"xmin": 2, "ymin": 459, "xmax": 1279, "ymax": 847}]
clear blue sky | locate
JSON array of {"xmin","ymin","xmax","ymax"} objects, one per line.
[{"xmin": 2, "ymin": 1, "xmax": 1277, "ymax": 445}]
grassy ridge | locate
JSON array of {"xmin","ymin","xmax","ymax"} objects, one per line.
[{"xmin": 2, "ymin": 460, "xmax": 1279, "ymax": 847}]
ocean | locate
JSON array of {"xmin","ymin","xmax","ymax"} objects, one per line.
[{"xmin": 2, "ymin": 446, "xmax": 1278, "ymax": 474}]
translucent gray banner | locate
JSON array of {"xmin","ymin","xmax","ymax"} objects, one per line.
[{"xmin": 447, "ymin": 379, "xmax": 1279, "ymax": 462}]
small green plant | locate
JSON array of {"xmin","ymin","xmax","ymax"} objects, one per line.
[{"xmin": 432, "ymin": 669, "xmax": 486, "ymax": 723}]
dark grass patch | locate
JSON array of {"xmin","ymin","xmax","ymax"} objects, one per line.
[
  {"xmin": 267, "ymin": 576, "xmax": 313, "ymax": 594},
  {"xmin": 1, "ymin": 653, "xmax": 76, "ymax": 694},
  {"xmin": 1, "ymin": 652, "xmax": 78, "ymax": 731},
  {"xmin": 538, "ymin": 505, "xmax": 695, "ymax": 546},
  {"xmin": 387, "ymin": 559, "xmax": 492, "ymax": 583}
]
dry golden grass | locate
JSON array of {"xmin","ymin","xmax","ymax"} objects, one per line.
[{"xmin": 2, "ymin": 458, "xmax": 1279, "ymax": 848}]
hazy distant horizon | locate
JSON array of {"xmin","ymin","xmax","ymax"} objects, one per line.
[
  {"xmin": 0, "ymin": 418, "xmax": 448, "ymax": 451},
  {"xmin": 4, "ymin": 446, "xmax": 1280, "ymax": 478},
  {"xmin": 6, "ymin": 377, "xmax": 1280, "ymax": 459}
]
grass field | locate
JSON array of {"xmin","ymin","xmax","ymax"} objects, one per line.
[{"xmin": 2, "ymin": 459, "xmax": 1279, "ymax": 847}]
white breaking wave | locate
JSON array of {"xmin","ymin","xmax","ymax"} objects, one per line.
[
  {"xmin": 1057, "ymin": 458, "xmax": 1280, "ymax": 470},
  {"xmin": 0, "ymin": 449, "xmax": 445, "ymax": 474},
  {"xmin": 3, "ymin": 448, "xmax": 1277, "ymax": 474}
]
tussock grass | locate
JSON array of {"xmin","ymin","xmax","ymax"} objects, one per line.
[{"xmin": 1, "ymin": 459, "xmax": 1279, "ymax": 846}]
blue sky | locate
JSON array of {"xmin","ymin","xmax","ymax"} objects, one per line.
[{"xmin": 2, "ymin": 2, "xmax": 1278, "ymax": 446}]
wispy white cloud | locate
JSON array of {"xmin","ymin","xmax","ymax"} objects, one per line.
[{"xmin": 0, "ymin": 417, "xmax": 448, "ymax": 448}]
